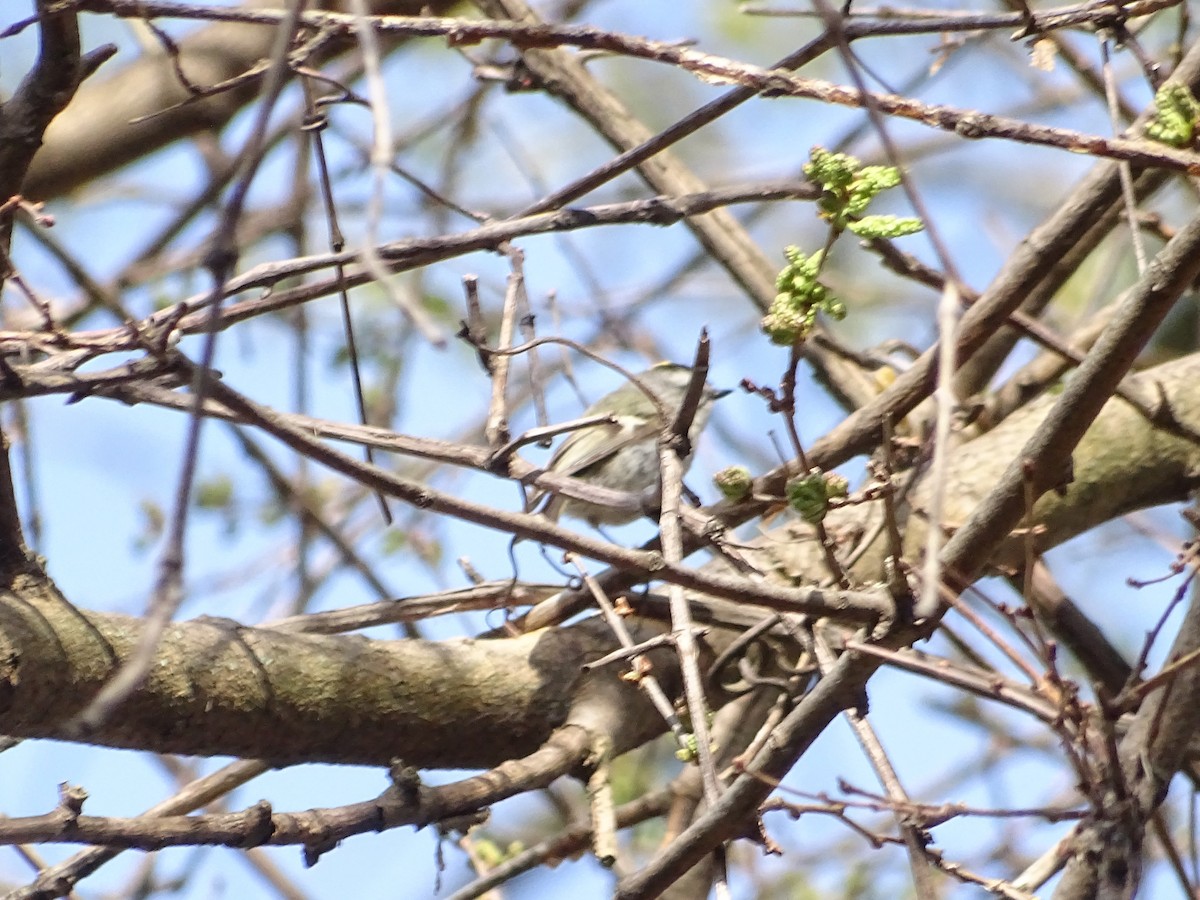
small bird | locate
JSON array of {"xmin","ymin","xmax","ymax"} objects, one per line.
[{"xmin": 529, "ymin": 362, "xmax": 730, "ymax": 527}]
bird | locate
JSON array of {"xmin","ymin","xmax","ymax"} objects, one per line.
[{"xmin": 528, "ymin": 362, "xmax": 730, "ymax": 527}]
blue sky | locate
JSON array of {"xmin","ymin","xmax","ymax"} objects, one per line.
[{"xmin": 0, "ymin": 1, "xmax": 1190, "ymax": 897}]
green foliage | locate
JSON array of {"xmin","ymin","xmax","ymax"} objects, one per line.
[
  {"xmin": 803, "ymin": 147, "xmax": 921, "ymax": 236},
  {"xmin": 785, "ymin": 469, "xmax": 849, "ymax": 524},
  {"xmin": 471, "ymin": 835, "xmax": 526, "ymax": 867},
  {"xmin": 132, "ymin": 498, "xmax": 165, "ymax": 552},
  {"xmin": 380, "ymin": 529, "xmax": 409, "ymax": 556},
  {"xmin": 762, "ymin": 247, "xmax": 845, "ymax": 345},
  {"xmin": 763, "ymin": 148, "xmax": 921, "ymax": 345},
  {"xmin": 674, "ymin": 732, "xmax": 699, "ymax": 763},
  {"xmin": 713, "ymin": 465, "xmax": 753, "ymax": 501},
  {"xmin": 194, "ymin": 475, "xmax": 234, "ymax": 510},
  {"xmin": 848, "ymin": 214, "xmax": 925, "ymax": 239},
  {"xmin": 1145, "ymin": 83, "xmax": 1200, "ymax": 148},
  {"xmin": 195, "ymin": 474, "xmax": 242, "ymax": 537}
]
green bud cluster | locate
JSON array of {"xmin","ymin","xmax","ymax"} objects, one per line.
[
  {"xmin": 713, "ymin": 465, "xmax": 753, "ymax": 501},
  {"xmin": 803, "ymin": 147, "xmax": 922, "ymax": 238},
  {"xmin": 785, "ymin": 469, "xmax": 849, "ymax": 524},
  {"xmin": 1146, "ymin": 83, "xmax": 1200, "ymax": 148},
  {"xmin": 762, "ymin": 148, "xmax": 922, "ymax": 346},
  {"xmin": 762, "ymin": 246, "xmax": 845, "ymax": 345},
  {"xmin": 674, "ymin": 733, "xmax": 699, "ymax": 763}
]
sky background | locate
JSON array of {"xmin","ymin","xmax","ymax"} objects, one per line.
[{"xmin": 0, "ymin": 1, "xmax": 1192, "ymax": 897}]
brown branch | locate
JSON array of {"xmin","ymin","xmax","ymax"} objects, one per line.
[
  {"xmin": 3, "ymin": 728, "xmax": 589, "ymax": 887},
  {"xmin": 1053, "ymin": 580, "xmax": 1200, "ymax": 898},
  {"xmin": 722, "ymin": 35, "xmax": 1200, "ymax": 535},
  {"xmin": 21, "ymin": 0, "xmax": 455, "ymax": 200},
  {"xmin": 936, "ymin": 208, "xmax": 1200, "ymax": 601},
  {"xmin": 445, "ymin": 788, "xmax": 673, "ymax": 900},
  {"xmin": 0, "ymin": 179, "xmax": 819, "ymax": 359},
  {"xmin": 0, "ymin": 570, "xmax": 669, "ymax": 767},
  {"xmin": 24, "ymin": 0, "xmax": 1179, "ymax": 42},
  {"xmin": 0, "ymin": 1, "xmax": 103, "ymax": 581},
  {"xmin": 44, "ymin": 1, "xmax": 1192, "ymax": 177},
  {"xmin": 12, "ymin": 759, "xmax": 271, "ymax": 898},
  {"xmin": 614, "ymin": 211, "xmax": 1200, "ymax": 895},
  {"xmin": 196, "ymin": 365, "xmax": 894, "ymax": 623},
  {"xmin": 0, "ymin": 3, "xmax": 88, "ymax": 213}
]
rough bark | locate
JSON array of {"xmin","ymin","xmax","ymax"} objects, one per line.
[
  {"xmin": 22, "ymin": 0, "xmax": 452, "ymax": 201},
  {"xmin": 1, "ymin": 352, "xmax": 1197, "ymax": 769}
]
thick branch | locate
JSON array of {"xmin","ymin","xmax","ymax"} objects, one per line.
[
  {"xmin": 0, "ymin": 570, "xmax": 679, "ymax": 767},
  {"xmin": 912, "ymin": 352, "xmax": 1200, "ymax": 572},
  {"xmin": 617, "ymin": 339, "xmax": 1200, "ymax": 896},
  {"xmin": 0, "ymin": 2, "xmax": 82, "ymax": 206},
  {"xmin": 6, "ymin": 349, "xmax": 1200, "ymax": 772},
  {"xmin": 22, "ymin": 0, "xmax": 452, "ymax": 200}
]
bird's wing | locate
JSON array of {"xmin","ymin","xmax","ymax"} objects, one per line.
[{"xmin": 525, "ymin": 415, "xmax": 659, "ymax": 510}]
